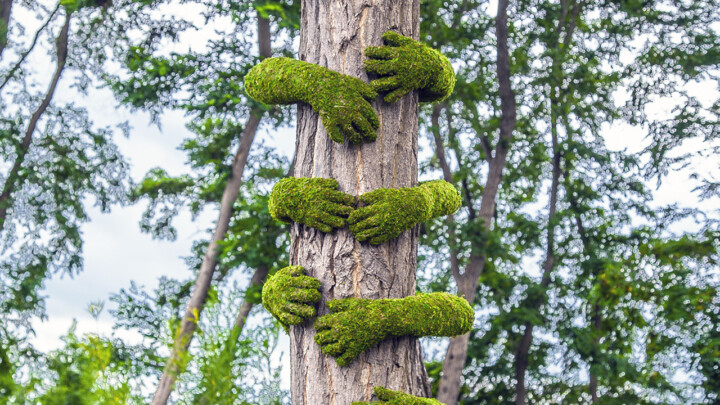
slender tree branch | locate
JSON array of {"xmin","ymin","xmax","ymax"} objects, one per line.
[
  {"xmin": 437, "ymin": 1, "xmax": 517, "ymax": 403},
  {"xmin": 0, "ymin": 12, "xmax": 69, "ymax": 233},
  {"xmin": 430, "ymin": 103, "xmax": 462, "ymax": 282},
  {"xmin": 0, "ymin": 3, "xmax": 61, "ymax": 91},
  {"xmin": 150, "ymin": 13, "xmax": 272, "ymax": 405}
]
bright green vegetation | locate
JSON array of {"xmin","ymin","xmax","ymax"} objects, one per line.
[
  {"xmin": 364, "ymin": 31, "xmax": 455, "ymax": 103},
  {"xmin": 261, "ymin": 265, "xmax": 322, "ymax": 331},
  {"xmin": 352, "ymin": 386, "xmax": 443, "ymax": 405},
  {"xmin": 268, "ymin": 177, "xmax": 356, "ymax": 233},
  {"xmin": 348, "ymin": 180, "xmax": 461, "ymax": 244},
  {"xmin": 244, "ymin": 57, "xmax": 379, "ymax": 144},
  {"xmin": 314, "ymin": 292, "xmax": 473, "ymax": 367}
]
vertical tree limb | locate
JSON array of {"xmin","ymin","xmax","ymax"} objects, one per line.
[
  {"xmin": 149, "ymin": 13, "xmax": 272, "ymax": 405},
  {"xmin": 0, "ymin": 12, "xmax": 70, "ymax": 233},
  {"xmin": 437, "ymin": 0, "xmax": 517, "ymax": 403}
]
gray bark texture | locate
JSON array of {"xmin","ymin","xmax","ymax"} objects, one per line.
[{"xmin": 289, "ymin": 1, "xmax": 429, "ymax": 404}]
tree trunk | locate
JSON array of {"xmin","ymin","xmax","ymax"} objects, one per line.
[
  {"xmin": 0, "ymin": 0, "xmax": 12, "ymax": 59},
  {"xmin": 289, "ymin": 1, "xmax": 428, "ymax": 404},
  {"xmin": 437, "ymin": 0, "xmax": 516, "ymax": 403},
  {"xmin": 0, "ymin": 12, "xmax": 69, "ymax": 233},
  {"xmin": 150, "ymin": 15, "xmax": 271, "ymax": 405}
]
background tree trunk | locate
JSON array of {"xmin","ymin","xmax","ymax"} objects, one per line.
[
  {"xmin": 289, "ymin": 1, "xmax": 428, "ymax": 404},
  {"xmin": 149, "ymin": 14, "xmax": 271, "ymax": 405},
  {"xmin": 437, "ymin": 0, "xmax": 516, "ymax": 402}
]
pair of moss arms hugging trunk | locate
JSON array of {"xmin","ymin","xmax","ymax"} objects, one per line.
[{"xmin": 245, "ymin": 32, "xmax": 473, "ymax": 405}]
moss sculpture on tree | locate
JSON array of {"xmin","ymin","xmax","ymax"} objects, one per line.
[
  {"xmin": 268, "ymin": 177, "xmax": 356, "ymax": 233},
  {"xmin": 244, "ymin": 31, "xmax": 455, "ymax": 145},
  {"xmin": 364, "ymin": 31, "xmax": 455, "ymax": 103},
  {"xmin": 250, "ymin": 31, "xmax": 462, "ymax": 404},
  {"xmin": 262, "ymin": 266, "xmax": 473, "ymax": 367},
  {"xmin": 269, "ymin": 178, "xmax": 461, "ymax": 244},
  {"xmin": 352, "ymin": 386, "xmax": 444, "ymax": 405}
]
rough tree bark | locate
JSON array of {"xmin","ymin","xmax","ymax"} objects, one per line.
[
  {"xmin": 150, "ymin": 14, "xmax": 271, "ymax": 405},
  {"xmin": 0, "ymin": 12, "xmax": 69, "ymax": 233},
  {"xmin": 289, "ymin": 1, "xmax": 429, "ymax": 404},
  {"xmin": 436, "ymin": 0, "xmax": 516, "ymax": 403}
]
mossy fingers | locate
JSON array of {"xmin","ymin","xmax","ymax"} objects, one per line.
[
  {"xmin": 384, "ymin": 87, "xmax": 410, "ymax": 104},
  {"xmin": 342, "ymin": 122, "xmax": 363, "ymax": 145},
  {"xmin": 364, "ymin": 46, "xmax": 398, "ymax": 60},
  {"xmin": 364, "ymin": 59, "xmax": 397, "ymax": 76},
  {"xmin": 269, "ymin": 177, "xmax": 355, "ymax": 233},
  {"xmin": 305, "ymin": 219, "xmax": 333, "ymax": 233},
  {"xmin": 354, "ymin": 228, "xmax": 384, "ymax": 244},
  {"xmin": 382, "ymin": 31, "xmax": 415, "ymax": 46},
  {"xmin": 363, "ymin": 31, "xmax": 455, "ymax": 104},
  {"xmin": 289, "ymin": 288, "xmax": 322, "ymax": 304},
  {"xmin": 336, "ymin": 351, "xmax": 359, "ymax": 368},
  {"xmin": 284, "ymin": 302, "xmax": 316, "ymax": 318},
  {"xmin": 370, "ymin": 77, "xmax": 401, "ymax": 94},
  {"xmin": 262, "ymin": 266, "xmax": 322, "ymax": 329},
  {"xmin": 314, "ymin": 331, "xmax": 338, "ymax": 345},
  {"xmin": 349, "ymin": 181, "xmax": 461, "ymax": 244},
  {"xmin": 348, "ymin": 214, "xmax": 382, "ymax": 234},
  {"xmin": 244, "ymin": 57, "xmax": 380, "ymax": 144},
  {"xmin": 323, "ymin": 202, "xmax": 355, "ymax": 217},
  {"xmin": 360, "ymin": 102, "xmax": 381, "ymax": 130},
  {"xmin": 289, "ymin": 277, "xmax": 322, "ymax": 290},
  {"xmin": 320, "ymin": 342, "xmax": 345, "ymax": 357},
  {"xmin": 352, "ymin": 114, "xmax": 378, "ymax": 142},
  {"xmin": 323, "ymin": 190, "xmax": 356, "ymax": 207},
  {"xmin": 348, "ymin": 205, "xmax": 380, "ymax": 225}
]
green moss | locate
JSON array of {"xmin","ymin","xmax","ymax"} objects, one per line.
[
  {"xmin": 268, "ymin": 177, "xmax": 356, "ymax": 233},
  {"xmin": 244, "ymin": 57, "xmax": 380, "ymax": 144},
  {"xmin": 348, "ymin": 180, "xmax": 461, "ymax": 244},
  {"xmin": 314, "ymin": 292, "xmax": 474, "ymax": 367},
  {"xmin": 364, "ymin": 31, "xmax": 456, "ymax": 104},
  {"xmin": 261, "ymin": 265, "xmax": 322, "ymax": 331},
  {"xmin": 352, "ymin": 386, "xmax": 443, "ymax": 405}
]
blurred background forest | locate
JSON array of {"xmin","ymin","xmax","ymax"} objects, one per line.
[{"xmin": 0, "ymin": 0, "xmax": 719, "ymax": 403}]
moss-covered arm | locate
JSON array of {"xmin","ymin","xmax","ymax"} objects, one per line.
[
  {"xmin": 262, "ymin": 266, "xmax": 322, "ymax": 331},
  {"xmin": 314, "ymin": 292, "xmax": 473, "ymax": 367},
  {"xmin": 268, "ymin": 177, "xmax": 356, "ymax": 233},
  {"xmin": 364, "ymin": 31, "xmax": 455, "ymax": 103},
  {"xmin": 352, "ymin": 386, "xmax": 444, "ymax": 405},
  {"xmin": 244, "ymin": 57, "xmax": 380, "ymax": 144},
  {"xmin": 348, "ymin": 180, "xmax": 461, "ymax": 244}
]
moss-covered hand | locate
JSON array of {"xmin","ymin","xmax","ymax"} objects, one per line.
[
  {"xmin": 269, "ymin": 177, "xmax": 356, "ymax": 233},
  {"xmin": 352, "ymin": 386, "xmax": 444, "ymax": 405},
  {"xmin": 314, "ymin": 292, "xmax": 473, "ymax": 367},
  {"xmin": 262, "ymin": 266, "xmax": 322, "ymax": 331},
  {"xmin": 364, "ymin": 31, "xmax": 456, "ymax": 104},
  {"xmin": 244, "ymin": 57, "xmax": 380, "ymax": 144},
  {"xmin": 348, "ymin": 180, "xmax": 461, "ymax": 244}
]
